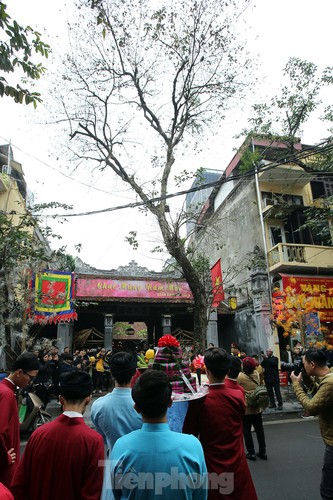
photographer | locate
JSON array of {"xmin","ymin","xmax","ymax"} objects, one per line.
[{"xmin": 291, "ymin": 349, "xmax": 333, "ymax": 500}]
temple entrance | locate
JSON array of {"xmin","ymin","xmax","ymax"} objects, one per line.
[{"xmin": 51, "ymin": 262, "xmax": 196, "ymax": 352}]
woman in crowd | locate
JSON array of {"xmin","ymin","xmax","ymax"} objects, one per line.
[{"xmin": 237, "ymin": 356, "xmax": 267, "ymax": 461}]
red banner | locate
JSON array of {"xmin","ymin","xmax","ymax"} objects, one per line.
[
  {"xmin": 281, "ymin": 274, "xmax": 333, "ymax": 322},
  {"xmin": 76, "ymin": 278, "xmax": 193, "ymax": 301},
  {"xmin": 211, "ymin": 259, "xmax": 224, "ymax": 307}
]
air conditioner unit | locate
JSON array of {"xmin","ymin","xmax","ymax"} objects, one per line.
[
  {"xmin": 1, "ymin": 165, "xmax": 11, "ymax": 175},
  {"xmin": 263, "ymin": 197, "xmax": 273, "ymax": 208}
]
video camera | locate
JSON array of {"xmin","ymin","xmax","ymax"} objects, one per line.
[{"xmin": 280, "ymin": 359, "xmax": 303, "ymax": 376}]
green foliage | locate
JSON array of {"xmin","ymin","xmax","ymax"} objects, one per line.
[
  {"xmin": 0, "ymin": 202, "xmax": 76, "ymax": 353},
  {"xmin": 190, "ymin": 252, "xmax": 210, "ymax": 275},
  {"xmin": 174, "ymin": 170, "xmax": 198, "ymax": 188},
  {"xmin": 54, "ymin": 252, "xmax": 76, "ymax": 272},
  {"xmin": 238, "ymin": 149, "xmax": 260, "ymax": 173},
  {"xmin": 301, "ymin": 201, "xmax": 333, "ymax": 245},
  {"xmin": 242, "ymin": 57, "xmax": 333, "ymax": 151},
  {"xmin": 151, "ymin": 245, "xmax": 165, "ymax": 253},
  {"xmin": 0, "ymin": 1, "xmax": 50, "ymax": 106},
  {"xmin": 125, "ymin": 231, "xmax": 138, "ymax": 250},
  {"xmin": 246, "ymin": 246, "xmax": 266, "ymax": 271},
  {"xmin": 0, "ymin": 211, "xmax": 44, "ymax": 272}
]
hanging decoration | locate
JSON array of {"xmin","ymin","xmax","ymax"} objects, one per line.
[
  {"xmin": 30, "ymin": 270, "xmax": 77, "ymax": 324},
  {"xmin": 210, "ymin": 259, "xmax": 225, "ymax": 307}
]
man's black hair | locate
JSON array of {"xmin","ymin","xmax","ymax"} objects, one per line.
[
  {"xmin": 132, "ymin": 370, "xmax": 171, "ymax": 419},
  {"xmin": 59, "ymin": 371, "xmax": 93, "ymax": 402},
  {"xmin": 228, "ymin": 356, "xmax": 242, "ymax": 379},
  {"xmin": 109, "ymin": 351, "xmax": 137, "ymax": 385},
  {"xmin": 204, "ymin": 347, "xmax": 231, "ymax": 379},
  {"xmin": 304, "ymin": 348, "xmax": 328, "ymax": 368},
  {"xmin": 12, "ymin": 352, "xmax": 40, "ymax": 372},
  {"xmin": 62, "ymin": 353, "xmax": 73, "ymax": 362}
]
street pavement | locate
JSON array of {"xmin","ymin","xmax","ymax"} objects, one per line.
[{"xmin": 249, "ymin": 419, "xmax": 323, "ymax": 500}]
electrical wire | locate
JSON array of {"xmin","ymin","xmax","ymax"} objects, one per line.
[
  {"xmin": 2, "ymin": 135, "xmax": 333, "ymax": 218},
  {"xmin": 53, "ymin": 140, "xmax": 333, "ymax": 218}
]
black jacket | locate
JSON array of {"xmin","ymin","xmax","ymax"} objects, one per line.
[{"xmin": 261, "ymin": 355, "xmax": 280, "ymax": 383}]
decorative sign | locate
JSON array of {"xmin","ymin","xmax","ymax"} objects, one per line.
[
  {"xmin": 228, "ymin": 297, "xmax": 237, "ymax": 310},
  {"xmin": 305, "ymin": 312, "xmax": 321, "ymax": 336},
  {"xmin": 281, "ymin": 275, "xmax": 333, "ymax": 322},
  {"xmin": 32, "ymin": 271, "xmax": 77, "ymax": 324},
  {"xmin": 76, "ymin": 278, "xmax": 193, "ymax": 301},
  {"xmin": 253, "ymin": 292, "xmax": 270, "ymax": 312}
]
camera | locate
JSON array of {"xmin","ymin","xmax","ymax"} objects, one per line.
[{"xmin": 280, "ymin": 359, "xmax": 304, "ymax": 376}]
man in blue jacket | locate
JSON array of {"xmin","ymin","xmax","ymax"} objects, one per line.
[{"xmin": 108, "ymin": 370, "xmax": 207, "ymax": 499}]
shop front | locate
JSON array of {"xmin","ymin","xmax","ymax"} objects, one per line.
[{"xmin": 273, "ymin": 274, "xmax": 333, "ymax": 349}]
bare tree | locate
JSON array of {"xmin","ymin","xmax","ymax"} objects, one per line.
[{"xmin": 55, "ymin": 0, "xmax": 252, "ymax": 351}]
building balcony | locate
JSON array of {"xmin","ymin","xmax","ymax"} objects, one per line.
[
  {"xmin": 259, "ymin": 164, "xmax": 314, "ymax": 188},
  {"xmin": 267, "ymin": 243, "xmax": 333, "ymax": 274}
]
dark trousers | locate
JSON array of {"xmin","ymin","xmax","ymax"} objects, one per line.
[
  {"xmin": 196, "ymin": 368, "xmax": 202, "ymax": 386},
  {"xmin": 321, "ymin": 444, "xmax": 333, "ymax": 499},
  {"xmin": 95, "ymin": 371, "xmax": 105, "ymax": 391},
  {"xmin": 243, "ymin": 413, "xmax": 266, "ymax": 455},
  {"xmin": 266, "ymin": 381, "xmax": 282, "ymax": 407},
  {"xmin": 104, "ymin": 372, "xmax": 112, "ymax": 391}
]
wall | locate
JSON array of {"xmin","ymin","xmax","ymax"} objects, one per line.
[{"xmin": 194, "ymin": 177, "xmax": 273, "ymax": 351}]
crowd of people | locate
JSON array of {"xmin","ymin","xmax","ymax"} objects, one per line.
[
  {"xmin": 21, "ymin": 345, "xmax": 116, "ymax": 409},
  {"xmin": 0, "ymin": 342, "xmax": 332, "ymax": 499}
]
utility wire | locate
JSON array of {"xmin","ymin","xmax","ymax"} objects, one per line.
[
  {"xmin": 2, "ymin": 136, "xmax": 333, "ymax": 218},
  {"xmin": 53, "ymin": 140, "xmax": 333, "ymax": 218}
]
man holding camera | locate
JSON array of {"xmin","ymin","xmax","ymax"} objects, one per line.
[{"xmin": 291, "ymin": 349, "xmax": 333, "ymax": 500}]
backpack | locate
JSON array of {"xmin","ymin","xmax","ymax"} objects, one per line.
[{"xmin": 246, "ymin": 376, "xmax": 269, "ymax": 410}]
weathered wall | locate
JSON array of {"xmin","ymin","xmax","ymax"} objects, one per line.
[{"xmin": 194, "ymin": 177, "xmax": 273, "ymax": 352}]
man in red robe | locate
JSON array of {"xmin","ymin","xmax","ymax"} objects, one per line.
[
  {"xmin": 0, "ymin": 352, "xmax": 40, "ymax": 490},
  {"xmin": 183, "ymin": 347, "xmax": 257, "ymax": 500},
  {"xmin": 11, "ymin": 370, "xmax": 104, "ymax": 500}
]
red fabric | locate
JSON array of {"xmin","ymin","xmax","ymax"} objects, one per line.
[
  {"xmin": 11, "ymin": 414, "xmax": 104, "ymax": 500},
  {"xmin": 157, "ymin": 335, "xmax": 180, "ymax": 348},
  {"xmin": 0, "ymin": 482, "xmax": 14, "ymax": 500},
  {"xmin": 192, "ymin": 355, "xmax": 205, "ymax": 369},
  {"xmin": 131, "ymin": 369, "xmax": 142, "ymax": 387},
  {"xmin": 34, "ymin": 312, "xmax": 78, "ymax": 325},
  {"xmin": 183, "ymin": 384, "xmax": 257, "ymax": 500},
  {"xmin": 0, "ymin": 379, "xmax": 20, "ymax": 490},
  {"xmin": 224, "ymin": 377, "xmax": 246, "ymax": 398},
  {"xmin": 210, "ymin": 259, "xmax": 225, "ymax": 307}
]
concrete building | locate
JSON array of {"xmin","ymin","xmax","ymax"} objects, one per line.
[
  {"xmin": 0, "ymin": 144, "xmax": 29, "ymax": 217},
  {"xmin": 185, "ymin": 168, "xmax": 222, "ymax": 236},
  {"xmin": 190, "ymin": 136, "xmax": 333, "ymax": 357}
]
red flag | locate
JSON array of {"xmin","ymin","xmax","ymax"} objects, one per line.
[{"xmin": 211, "ymin": 259, "xmax": 224, "ymax": 307}]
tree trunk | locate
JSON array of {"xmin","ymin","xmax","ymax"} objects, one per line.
[{"xmin": 157, "ymin": 212, "xmax": 209, "ymax": 352}]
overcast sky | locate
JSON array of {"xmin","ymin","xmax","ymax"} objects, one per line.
[{"xmin": 1, "ymin": 0, "xmax": 332, "ymax": 272}]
